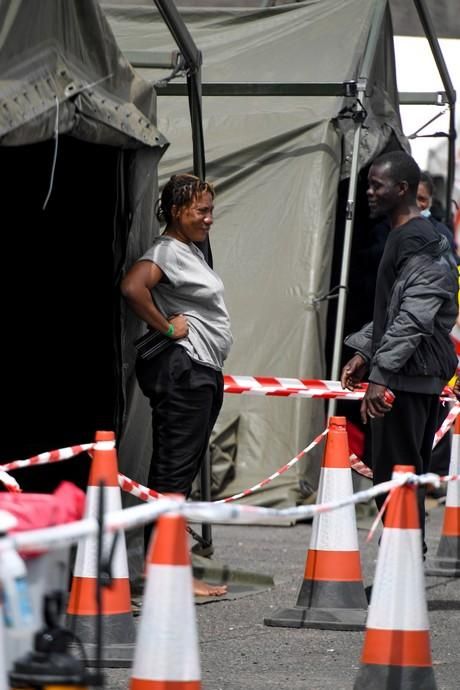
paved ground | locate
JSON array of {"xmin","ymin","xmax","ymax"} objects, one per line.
[{"xmin": 102, "ymin": 496, "xmax": 460, "ymax": 690}]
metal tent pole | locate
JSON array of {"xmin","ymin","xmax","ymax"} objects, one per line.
[
  {"xmin": 327, "ymin": 0, "xmax": 388, "ymax": 419},
  {"xmin": 153, "ymin": 1, "xmax": 212, "ymax": 549},
  {"xmin": 413, "ymin": 0, "xmax": 457, "ymax": 223},
  {"xmin": 153, "ymin": 0, "xmax": 209, "ymax": 251},
  {"xmin": 327, "ymin": 98, "xmax": 365, "ymax": 419}
]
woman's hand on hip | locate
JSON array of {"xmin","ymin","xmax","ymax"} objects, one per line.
[{"xmin": 169, "ymin": 314, "xmax": 189, "ymax": 339}]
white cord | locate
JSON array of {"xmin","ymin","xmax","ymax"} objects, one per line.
[{"xmin": 42, "ymin": 95, "xmax": 59, "ymax": 211}]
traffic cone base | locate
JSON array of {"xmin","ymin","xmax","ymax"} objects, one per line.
[
  {"xmin": 426, "ymin": 416, "xmax": 460, "ymax": 577},
  {"xmin": 425, "ymin": 531, "xmax": 460, "ymax": 576},
  {"xmin": 354, "ymin": 465, "xmax": 437, "ymax": 689},
  {"xmin": 297, "ymin": 577, "xmax": 369, "ymax": 610},
  {"xmin": 264, "ymin": 417, "xmax": 367, "ymax": 631},
  {"xmin": 426, "ymin": 507, "xmax": 460, "ymax": 575},
  {"xmin": 264, "ymin": 604, "xmax": 367, "ymax": 631},
  {"xmin": 354, "ymin": 665, "xmax": 437, "ymax": 689},
  {"xmin": 66, "ymin": 431, "xmax": 135, "ymax": 668}
]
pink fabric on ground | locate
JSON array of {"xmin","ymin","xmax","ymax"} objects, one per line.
[{"xmin": 0, "ymin": 481, "xmax": 85, "ymax": 532}]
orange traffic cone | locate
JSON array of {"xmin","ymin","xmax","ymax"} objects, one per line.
[
  {"xmin": 354, "ymin": 465, "xmax": 436, "ymax": 689},
  {"xmin": 67, "ymin": 430, "xmax": 135, "ymax": 667},
  {"xmin": 264, "ymin": 416, "xmax": 367, "ymax": 630},
  {"xmin": 130, "ymin": 510, "xmax": 201, "ymax": 689},
  {"xmin": 426, "ymin": 414, "xmax": 460, "ymax": 576}
]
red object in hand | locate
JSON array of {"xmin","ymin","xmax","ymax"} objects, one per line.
[{"xmin": 384, "ymin": 388, "xmax": 395, "ymax": 406}]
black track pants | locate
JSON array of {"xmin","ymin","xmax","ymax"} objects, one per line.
[
  {"xmin": 370, "ymin": 389, "xmax": 440, "ymax": 548},
  {"xmin": 136, "ymin": 345, "xmax": 224, "ymax": 496},
  {"xmin": 136, "ymin": 346, "xmax": 223, "ymax": 553}
]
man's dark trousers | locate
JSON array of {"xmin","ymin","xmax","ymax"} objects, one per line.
[{"xmin": 371, "ymin": 390, "xmax": 440, "ymax": 551}]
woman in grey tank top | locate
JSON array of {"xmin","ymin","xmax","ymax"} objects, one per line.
[{"xmin": 121, "ymin": 174, "xmax": 233, "ymax": 597}]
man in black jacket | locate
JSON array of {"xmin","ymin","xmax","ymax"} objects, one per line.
[{"xmin": 340, "ymin": 150, "xmax": 458, "ymax": 548}]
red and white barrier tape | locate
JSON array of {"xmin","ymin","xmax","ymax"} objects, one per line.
[
  {"xmin": 3, "ymin": 398, "xmax": 458, "ymax": 503},
  {"xmin": 118, "ymin": 473, "xmax": 162, "ymax": 502},
  {"xmin": 213, "ymin": 429, "xmax": 328, "ymax": 503},
  {"xmin": 350, "ymin": 402, "xmax": 460, "ymax": 480},
  {"xmin": 0, "ymin": 443, "xmax": 94, "ymax": 474},
  {"xmin": 14, "ymin": 471, "xmax": 448, "ymax": 553},
  {"xmin": 0, "ymin": 471, "xmax": 21, "ymax": 493},
  {"xmin": 349, "ymin": 454, "xmax": 373, "ymax": 480},
  {"xmin": 224, "ymin": 376, "xmax": 455, "ymax": 402},
  {"xmin": 119, "ymin": 402, "xmax": 458, "ymax": 502},
  {"xmin": 224, "ymin": 375, "xmax": 364, "ymax": 400},
  {"xmin": 433, "ymin": 403, "xmax": 460, "ymax": 447},
  {"xmin": 118, "ymin": 430, "xmax": 328, "ymax": 505}
]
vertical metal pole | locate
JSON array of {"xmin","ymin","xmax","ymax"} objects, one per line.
[
  {"xmin": 327, "ymin": 105, "xmax": 364, "ymax": 420},
  {"xmin": 447, "ymin": 104, "xmax": 457, "ymax": 224},
  {"xmin": 413, "ymin": 0, "xmax": 457, "ymax": 223},
  {"xmin": 152, "ymin": 0, "xmax": 213, "ymax": 549},
  {"xmin": 199, "ymin": 449, "xmax": 213, "ymax": 551},
  {"xmin": 327, "ymin": 0, "xmax": 388, "ymax": 418}
]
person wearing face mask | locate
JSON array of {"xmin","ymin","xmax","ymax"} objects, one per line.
[
  {"xmin": 417, "ymin": 171, "xmax": 459, "ymax": 263},
  {"xmin": 417, "ymin": 172, "xmax": 460, "ymax": 495}
]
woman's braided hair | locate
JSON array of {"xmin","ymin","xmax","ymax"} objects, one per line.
[{"xmin": 155, "ymin": 173, "xmax": 215, "ymax": 225}]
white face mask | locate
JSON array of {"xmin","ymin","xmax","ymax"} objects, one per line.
[{"xmin": 420, "ymin": 208, "xmax": 431, "ymax": 218}]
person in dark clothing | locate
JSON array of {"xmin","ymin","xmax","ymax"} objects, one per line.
[
  {"xmin": 417, "ymin": 170, "xmax": 459, "ymax": 262},
  {"xmin": 121, "ymin": 173, "xmax": 233, "ymax": 596},
  {"xmin": 417, "ymin": 170, "xmax": 459, "ymax": 487},
  {"xmin": 340, "ymin": 150, "xmax": 458, "ymax": 550}
]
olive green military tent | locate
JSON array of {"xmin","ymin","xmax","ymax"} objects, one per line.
[
  {"xmin": 0, "ymin": 0, "xmax": 168, "ymax": 492},
  {"xmin": 103, "ymin": 0, "xmax": 407, "ymax": 508},
  {"xmin": 3, "ymin": 0, "xmax": 452, "ymax": 518}
]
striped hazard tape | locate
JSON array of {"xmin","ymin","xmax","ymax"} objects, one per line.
[
  {"xmin": 223, "ymin": 376, "xmax": 455, "ymax": 401},
  {"xmin": 2, "ymin": 394, "xmax": 457, "ymax": 500},
  {"xmin": 224, "ymin": 375, "xmax": 364, "ymax": 399},
  {"xmin": 118, "ymin": 429, "xmax": 329, "ymax": 504},
  {"xmin": 350, "ymin": 402, "xmax": 460, "ymax": 480},
  {"xmin": 0, "ymin": 443, "xmax": 94, "ymax": 474}
]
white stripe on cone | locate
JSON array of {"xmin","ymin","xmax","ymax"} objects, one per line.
[
  {"xmin": 73, "ymin": 486, "xmax": 129, "ymax": 579},
  {"xmin": 311, "ymin": 468, "xmax": 359, "ymax": 551},
  {"xmin": 367, "ymin": 528, "xmax": 428, "ymax": 631},
  {"xmin": 131, "ymin": 564, "xmax": 200, "ymax": 682}
]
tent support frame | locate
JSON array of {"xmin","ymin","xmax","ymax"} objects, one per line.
[
  {"xmin": 327, "ymin": 89, "xmax": 366, "ymax": 419},
  {"xmin": 152, "ymin": 1, "xmax": 212, "ymax": 550},
  {"xmin": 143, "ymin": 0, "xmax": 456, "ymax": 516},
  {"xmin": 153, "ymin": 0, "xmax": 205, "ymax": 180},
  {"xmin": 413, "ymin": 0, "xmax": 456, "ymax": 224},
  {"xmin": 327, "ymin": 0, "xmax": 389, "ymax": 417}
]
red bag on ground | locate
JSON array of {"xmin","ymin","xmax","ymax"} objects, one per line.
[{"xmin": 0, "ymin": 481, "xmax": 85, "ymax": 533}]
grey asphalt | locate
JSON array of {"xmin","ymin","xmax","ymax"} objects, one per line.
[{"xmin": 105, "ymin": 499, "xmax": 460, "ymax": 690}]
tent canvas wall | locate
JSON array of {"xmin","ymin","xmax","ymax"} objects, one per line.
[
  {"xmin": 104, "ymin": 0, "xmax": 406, "ymax": 506},
  {"xmin": 0, "ymin": 0, "xmax": 168, "ymax": 490}
]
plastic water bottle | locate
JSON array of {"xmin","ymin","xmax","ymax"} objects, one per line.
[
  {"xmin": 0, "ymin": 537, "xmax": 33, "ymax": 630},
  {"xmin": 0, "ymin": 535, "xmax": 36, "ymax": 670}
]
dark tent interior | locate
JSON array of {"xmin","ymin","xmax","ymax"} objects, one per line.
[{"xmin": 0, "ymin": 137, "xmax": 125, "ymax": 491}]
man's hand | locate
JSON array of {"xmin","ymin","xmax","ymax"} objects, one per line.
[
  {"xmin": 360, "ymin": 382, "xmax": 393, "ymax": 424},
  {"xmin": 341, "ymin": 354, "xmax": 368, "ymax": 391},
  {"xmin": 453, "ymin": 376, "xmax": 460, "ymax": 402}
]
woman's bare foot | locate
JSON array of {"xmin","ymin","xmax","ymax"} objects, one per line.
[{"xmin": 193, "ymin": 577, "xmax": 228, "ymax": 597}]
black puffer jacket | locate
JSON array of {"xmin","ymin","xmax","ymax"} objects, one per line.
[{"xmin": 345, "ymin": 235, "xmax": 458, "ymax": 394}]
